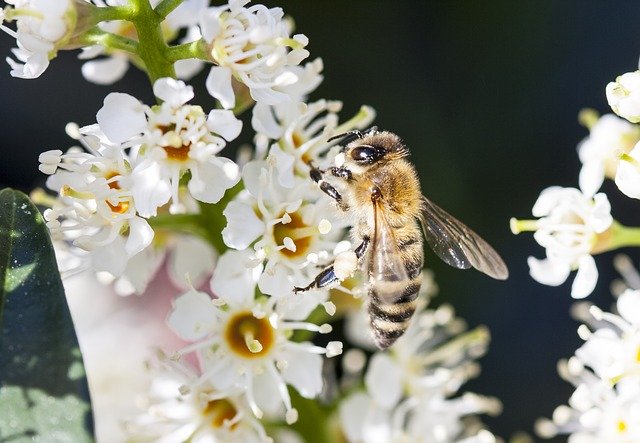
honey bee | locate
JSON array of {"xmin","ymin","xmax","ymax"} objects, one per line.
[{"xmin": 293, "ymin": 128, "xmax": 508, "ymax": 349}]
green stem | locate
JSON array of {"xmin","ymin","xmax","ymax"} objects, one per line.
[
  {"xmin": 78, "ymin": 28, "xmax": 138, "ymax": 54},
  {"xmin": 154, "ymin": 0, "xmax": 185, "ymax": 20},
  {"xmin": 129, "ymin": 0, "xmax": 176, "ymax": 84},
  {"xmin": 166, "ymin": 39, "xmax": 210, "ymax": 62},
  {"xmin": 90, "ymin": 4, "xmax": 134, "ymax": 23},
  {"xmin": 608, "ymin": 221, "xmax": 640, "ymax": 250}
]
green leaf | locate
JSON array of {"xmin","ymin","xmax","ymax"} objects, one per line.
[{"xmin": 0, "ymin": 188, "xmax": 94, "ymax": 442}]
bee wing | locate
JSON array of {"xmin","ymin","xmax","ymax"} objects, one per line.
[
  {"xmin": 369, "ymin": 200, "xmax": 410, "ymax": 304},
  {"xmin": 419, "ymin": 196, "xmax": 509, "ymax": 280}
]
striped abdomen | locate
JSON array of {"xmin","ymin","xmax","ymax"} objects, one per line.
[{"xmin": 368, "ymin": 230, "xmax": 424, "ymax": 349}]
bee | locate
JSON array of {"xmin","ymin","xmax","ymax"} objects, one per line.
[{"xmin": 293, "ymin": 127, "xmax": 508, "ymax": 349}]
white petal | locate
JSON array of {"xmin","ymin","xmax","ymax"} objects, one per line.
[
  {"xmin": 578, "ymin": 160, "xmax": 605, "ymax": 197},
  {"xmin": 130, "ymin": 162, "xmax": 171, "ymax": 217},
  {"xmin": 252, "ymin": 370, "xmax": 283, "ymax": 415},
  {"xmin": 258, "ymin": 261, "xmax": 292, "ymax": 297},
  {"xmin": 210, "ymin": 250, "xmax": 261, "ymax": 306},
  {"xmin": 198, "ymin": 8, "xmax": 222, "ymax": 43},
  {"xmin": 96, "ymin": 93, "xmax": 148, "ymax": 144},
  {"xmin": 615, "ymin": 154, "xmax": 640, "ymax": 199},
  {"xmin": 207, "ymin": 109, "xmax": 243, "ymax": 141},
  {"xmin": 251, "ymin": 103, "xmax": 282, "ymax": 139},
  {"xmin": 188, "ymin": 158, "xmax": 240, "ymax": 204},
  {"xmin": 90, "ymin": 236, "xmax": 127, "ymax": 276},
  {"xmin": 125, "ymin": 217, "xmax": 154, "ymax": 256},
  {"xmin": 206, "ymin": 66, "xmax": 235, "ymax": 109},
  {"xmin": 81, "ymin": 56, "xmax": 129, "ymax": 85},
  {"xmin": 589, "ymin": 193, "xmax": 613, "ymax": 233},
  {"xmin": 153, "ymin": 77, "xmax": 194, "ymax": 108},
  {"xmin": 531, "ymin": 186, "xmax": 568, "ymax": 217},
  {"xmin": 571, "ymin": 255, "xmax": 598, "ymax": 299},
  {"xmin": 280, "ymin": 347, "xmax": 323, "ymax": 398},
  {"xmin": 168, "ymin": 236, "xmax": 216, "ymax": 290},
  {"xmin": 167, "ymin": 288, "xmax": 218, "ymax": 340},
  {"xmin": 270, "ymin": 144, "xmax": 295, "ymax": 188},
  {"xmin": 250, "ymin": 86, "xmax": 290, "ymax": 106},
  {"xmin": 241, "ymin": 161, "xmax": 268, "ymax": 199},
  {"xmin": 527, "ymin": 256, "xmax": 571, "ymax": 286},
  {"xmin": 174, "ymin": 58, "xmax": 204, "ymax": 81},
  {"xmin": 617, "ymin": 289, "xmax": 640, "ymax": 324},
  {"xmin": 364, "ymin": 354, "xmax": 402, "ymax": 410},
  {"xmin": 339, "ymin": 392, "xmax": 370, "ymax": 442},
  {"xmin": 222, "ymin": 201, "xmax": 265, "ymax": 250},
  {"xmin": 121, "ymin": 245, "xmax": 165, "ymax": 294}
]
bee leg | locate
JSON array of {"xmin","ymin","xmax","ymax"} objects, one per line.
[
  {"xmin": 329, "ymin": 166, "xmax": 353, "ymax": 180},
  {"xmin": 293, "ymin": 266, "xmax": 339, "ymax": 293},
  {"xmin": 293, "ymin": 238, "xmax": 369, "ymax": 294},
  {"xmin": 309, "ymin": 163, "xmax": 349, "ymax": 210}
]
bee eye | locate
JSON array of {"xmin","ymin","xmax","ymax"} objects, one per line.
[{"xmin": 350, "ymin": 145, "xmax": 380, "ymax": 163}]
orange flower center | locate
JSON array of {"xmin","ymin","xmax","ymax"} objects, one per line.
[
  {"xmin": 204, "ymin": 399, "xmax": 238, "ymax": 429},
  {"xmin": 272, "ymin": 211, "xmax": 313, "ymax": 259},
  {"xmin": 224, "ymin": 311, "xmax": 276, "ymax": 358}
]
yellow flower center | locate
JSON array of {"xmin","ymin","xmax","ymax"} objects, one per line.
[
  {"xmin": 272, "ymin": 211, "xmax": 314, "ymax": 259},
  {"xmin": 203, "ymin": 399, "xmax": 238, "ymax": 429},
  {"xmin": 105, "ymin": 172, "xmax": 129, "ymax": 215},
  {"xmin": 224, "ymin": 311, "xmax": 276, "ymax": 358},
  {"xmin": 617, "ymin": 419, "xmax": 627, "ymax": 433}
]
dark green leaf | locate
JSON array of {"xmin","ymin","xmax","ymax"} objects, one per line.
[{"xmin": 0, "ymin": 188, "xmax": 94, "ymax": 442}]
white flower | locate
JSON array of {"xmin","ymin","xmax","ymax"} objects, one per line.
[
  {"xmin": 607, "ymin": 69, "xmax": 640, "ymax": 123},
  {"xmin": 222, "ymin": 151, "xmax": 346, "ymax": 299},
  {"xmin": 614, "ymin": 141, "xmax": 640, "ymax": 200},
  {"xmin": 40, "ymin": 144, "xmax": 154, "ymax": 277},
  {"xmin": 80, "ymin": 0, "xmax": 206, "ymax": 85},
  {"xmin": 86, "ymin": 77, "xmax": 242, "ymax": 213},
  {"xmin": 511, "ymin": 187, "xmax": 613, "ymax": 298},
  {"xmin": 536, "ymin": 360, "xmax": 640, "ymax": 442},
  {"xmin": 251, "ymin": 98, "xmax": 375, "ymax": 187},
  {"xmin": 577, "ymin": 110, "xmax": 640, "ymax": 197},
  {"xmin": 1, "ymin": 0, "xmax": 77, "ymax": 78},
  {"xmin": 199, "ymin": 0, "xmax": 309, "ymax": 109},
  {"xmin": 575, "ymin": 290, "xmax": 640, "ymax": 384},
  {"xmin": 167, "ymin": 249, "xmax": 342, "ymax": 424},
  {"xmin": 338, "ymin": 305, "xmax": 500, "ymax": 443},
  {"xmin": 127, "ymin": 357, "xmax": 271, "ymax": 443}
]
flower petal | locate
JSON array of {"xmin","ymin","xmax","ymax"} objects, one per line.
[
  {"xmin": 96, "ymin": 92, "xmax": 148, "ymax": 144},
  {"xmin": 206, "ymin": 66, "xmax": 235, "ymax": 109},
  {"xmin": 81, "ymin": 56, "xmax": 129, "ymax": 85},
  {"xmin": 167, "ymin": 288, "xmax": 217, "ymax": 340},
  {"xmin": 527, "ymin": 256, "xmax": 570, "ymax": 287},
  {"xmin": 571, "ymin": 254, "xmax": 598, "ymax": 299},
  {"xmin": 168, "ymin": 235, "xmax": 217, "ymax": 290},
  {"xmin": 188, "ymin": 158, "xmax": 240, "ymax": 204},
  {"xmin": 210, "ymin": 250, "xmax": 261, "ymax": 306},
  {"xmin": 280, "ymin": 347, "xmax": 323, "ymax": 398},
  {"xmin": 364, "ymin": 354, "xmax": 402, "ymax": 410},
  {"xmin": 207, "ymin": 109, "xmax": 243, "ymax": 141},
  {"xmin": 222, "ymin": 200, "xmax": 265, "ymax": 250}
]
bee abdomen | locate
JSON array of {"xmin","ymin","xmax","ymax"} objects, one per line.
[{"xmin": 368, "ymin": 276, "xmax": 422, "ymax": 349}]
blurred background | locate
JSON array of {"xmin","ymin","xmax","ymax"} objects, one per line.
[{"xmin": 3, "ymin": 1, "xmax": 640, "ymax": 440}]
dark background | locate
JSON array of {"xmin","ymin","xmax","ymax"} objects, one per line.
[{"xmin": 2, "ymin": 1, "xmax": 640, "ymax": 441}]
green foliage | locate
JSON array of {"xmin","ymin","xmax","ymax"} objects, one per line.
[{"xmin": 0, "ymin": 188, "xmax": 94, "ymax": 442}]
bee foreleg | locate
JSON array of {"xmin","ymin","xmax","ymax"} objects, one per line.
[
  {"xmin": 293, "ymin": 266, "xmax": 339, "ymax": 294},
  {"xmin": 329, "ymin": 166, "xmax": 352, "ymax": 180}
]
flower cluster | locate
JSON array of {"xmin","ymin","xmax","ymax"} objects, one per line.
[
  {"xmin": 339, "ymin": 304, "xmax": 501, "ymax": 443},
  {"xmin": 513, "ymin": 51, "xmax": 640, "ymax": 441},
  {"xmin": 2, "ymin": 0, "xmax": 504, "ymax": 441},
  {"xmin": 536, "ymin": 290, "xmax": 640, "ymax": 441}
]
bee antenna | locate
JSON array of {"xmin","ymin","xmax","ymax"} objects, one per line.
[{"xmin": 327, "ymin": 126, "xmax": 379, "ymax": 146}]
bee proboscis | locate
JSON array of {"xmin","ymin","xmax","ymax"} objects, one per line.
[{"xmin": 294, "ymin": 128, "xmax": 508, "ymax": 349}]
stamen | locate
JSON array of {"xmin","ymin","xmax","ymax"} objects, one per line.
[
  {"xmin": 244, "ymin": 331, "xmax": 263, "ymax": 353},
  {"xmin": 510, "ymin": 218, "xmax": 539, "ymax": 234}
]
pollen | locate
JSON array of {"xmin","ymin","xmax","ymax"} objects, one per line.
[
  {"xmin": 617, "ymin": 419, "xmax": 627, "ymax": 433},
  {"xmin": 203, "ymin": 399, "xmax": 238, "ymax": 429},
  {"xmin": 163, "ymin": 144, "xmax": 191, "ymax": 162},
  {"xmin": 224, "ymin": 311, "xmax": 276, "ymax": 358},
  {"xmin": 272, "ymin": 211, "xmax": 314, "ymax": 259}
]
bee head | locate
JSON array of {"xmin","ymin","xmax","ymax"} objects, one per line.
[{"xmin": 346, "ymin": 131, "xmax": 408, "ymax": 166}]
